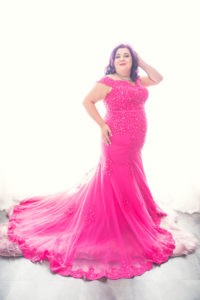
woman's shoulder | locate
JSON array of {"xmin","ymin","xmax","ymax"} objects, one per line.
[{"xmin": 96, "ymin": 75, "xmax": 116, "ymax": 87}]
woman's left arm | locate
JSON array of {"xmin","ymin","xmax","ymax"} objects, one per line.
[{"xmin": 136, "ymin": 53, "xmax": 164, "ymax": 86}]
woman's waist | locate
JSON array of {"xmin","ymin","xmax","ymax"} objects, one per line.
[
  {"xmin": 106, "ymin": 108, "xmax": 144, "ymax": 114},
  {"xmin": 105, "ymin": 108, "xmax": 145, "ymax": 118}
]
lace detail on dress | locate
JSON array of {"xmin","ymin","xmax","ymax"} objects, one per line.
[
  {"xmin": 85, "ymin": 204, "xmax": 96, "ymax": 225},
  {"xmin": 101, "ymin": 157, "xmax": 113, "ymax": 175},
  {"xmin": 0, "ymin": 75, "xmax": 198, "ymax": 281},
  {"xmin": 65, "ymin": 206, "xmax": 76, "ymax": 218}
]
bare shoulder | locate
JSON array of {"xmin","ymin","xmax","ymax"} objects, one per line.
[{"xmin": 83, "ymin": 81, "xmax": 112, "ymax": 104}]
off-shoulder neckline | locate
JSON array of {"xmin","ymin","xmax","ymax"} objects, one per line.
[{"xmin": 104, "ymin": 75, "xmax": 139, "ymax": 87}]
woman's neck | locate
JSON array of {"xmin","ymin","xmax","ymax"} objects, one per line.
[{"xmin": 115, "ymin": 72, "xmax": 131, "ymax": 81}]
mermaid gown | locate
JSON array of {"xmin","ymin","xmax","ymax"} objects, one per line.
[{"xmin": 0, "ymin": 76, "xmax": 198, "ymax": 280}]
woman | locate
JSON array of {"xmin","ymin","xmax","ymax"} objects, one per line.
[{"xmin": 0, "ymin": 43, "xmax": 198, "ymax": 280}]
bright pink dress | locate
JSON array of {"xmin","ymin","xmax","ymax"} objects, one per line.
[{"xmin": 5, "ymin": 76, "xmax": 176, "ymax": 279}]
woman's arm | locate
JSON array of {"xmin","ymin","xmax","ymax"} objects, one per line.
[
  {"xmin": 136, "ymin": 53, "xmax": 164, "ymax": 87},
  {"xmin": 82, "ymin": 83, "xmax": 112, "ymax": 145}
]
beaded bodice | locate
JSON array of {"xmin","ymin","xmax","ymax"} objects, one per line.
[
  {"xmin": 97, "ymin": 76, "xmax": 149, "ymax": 112},
  {"xmin": 97, "ymin": 76, "xmax": 149, "ymax": 143}
]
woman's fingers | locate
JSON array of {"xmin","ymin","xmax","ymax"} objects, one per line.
[
  {"xmin": 102, "ymin": 126, "xmax": 112, "ymax": 145},
  {"xmin": 107, "ymin": 127, "xmax": 112, "ymax": 137},
  {"xmin": 105, "ymin": 133, "xmax": 110, "ymax": 145}
]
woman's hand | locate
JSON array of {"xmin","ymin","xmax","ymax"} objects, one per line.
[
  {"xmin": 101, "ymin": 123, "xmax": 112, "ymax": 145},
  {"xmin": 135, "ymin": 51, "xmax": 163, "ymax": 86}
]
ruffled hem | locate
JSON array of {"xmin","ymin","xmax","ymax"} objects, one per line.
[
  {"xmin": 7, "ymin": 203, "xmax": 176, "ymax": 280},
  {"xmin": 6, "ymin": 234, "xmax": 175, "ymax": 280}
]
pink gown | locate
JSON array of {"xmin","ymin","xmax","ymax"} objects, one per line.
[{"xmin": 0, "ymin": 76, "xmax": 182, "ymax": 279}]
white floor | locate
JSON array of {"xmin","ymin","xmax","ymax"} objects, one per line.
[{"xmin": 0, "ymin": 211, "xmax": 200, "ymax": 300}]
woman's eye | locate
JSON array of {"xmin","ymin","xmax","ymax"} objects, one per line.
[{"xmin": 115, "ymin": 54, "xmax": 130, "ymax": 59}]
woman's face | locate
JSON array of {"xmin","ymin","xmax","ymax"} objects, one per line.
[{"xmin": 114, "ymin": 47, "xmax": 132, "ymax": 74}]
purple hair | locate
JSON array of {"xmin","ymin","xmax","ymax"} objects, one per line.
[{"xmin": 105, "ymin": 44, "xmax": 139, "ymax": 82}]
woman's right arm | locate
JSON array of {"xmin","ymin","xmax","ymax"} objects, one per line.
[{"xmin": 82, "ymin": 83, "xmax": 112, "ymax": 145}]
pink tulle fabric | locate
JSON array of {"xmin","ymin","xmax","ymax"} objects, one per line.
[{"xmin": 1, "ymin": 77, "xmax": 180, "ymax": 279}]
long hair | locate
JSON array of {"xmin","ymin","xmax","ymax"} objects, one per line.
[{"xmin": 105, "ymin": 44, "xmax": 139, "ymax": 82}]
